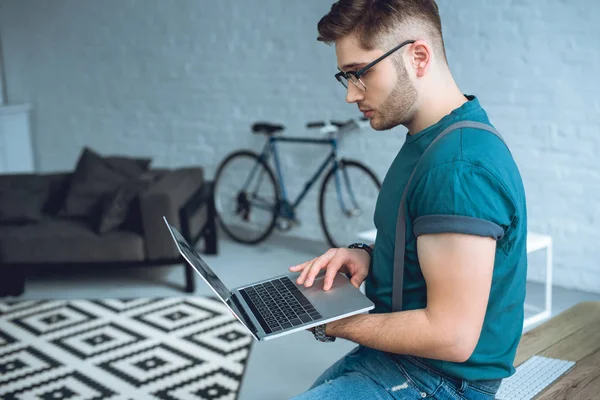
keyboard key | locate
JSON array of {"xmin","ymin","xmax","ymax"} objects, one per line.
[
  {"xmin": 297, "ymin": 313, "xmax": 312, "ymax": 323},
  {"xmin": 289, "ymin": 318, "xmax": 302, "ymax": 326},
  {"xmin": 309, "ymin": 311, "xmax": 322, "ymax": 319},
  {"xmin": 280, "ymin": 322, "xmax": 292, "ymax": 329}
]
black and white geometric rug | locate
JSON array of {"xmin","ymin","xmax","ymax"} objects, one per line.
[{"xmin": 0, "ymin": 296, "xmax": 254, "ymax": 400}]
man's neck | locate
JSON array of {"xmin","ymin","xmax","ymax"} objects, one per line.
[{"xmin": 406, "ymin": 84, "xmax": 468, "ymax": 135}]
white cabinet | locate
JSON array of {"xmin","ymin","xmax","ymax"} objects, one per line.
[{"xmin": 0, "ymin": 104, "xmax": 35, "ymax": 173}]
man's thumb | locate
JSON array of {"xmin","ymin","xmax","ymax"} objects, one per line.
[{"xmin": 350, "ymin": 275, "xmax": 363, "ymax": 289}]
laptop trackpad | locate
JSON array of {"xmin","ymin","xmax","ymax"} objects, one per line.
[{"xmin": 299, "ymin": 272, "xmax": 372, "ymax": 318}]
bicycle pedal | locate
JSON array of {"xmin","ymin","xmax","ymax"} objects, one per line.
[
  {"xmin": 346, "ymin": 209, "xmax": 362, "ymax": 217},
  {"xmin": 276, "ymin": 218, "xmax": 300, "ymax": 231},
  {"xmin": 276, "ymin": 219, "xmax": 292, "ymax": 231}
]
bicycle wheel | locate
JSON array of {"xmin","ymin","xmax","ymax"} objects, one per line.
[
  {"xmin": 319, "ymin": 159, "xmax": 381, "ymax": 248},
  {"xmin": 213, "ymin": 150, "xmax": 279, "ymax": 244}
]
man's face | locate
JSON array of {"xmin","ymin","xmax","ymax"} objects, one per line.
[{"xmin": 335, "ymin": 34, "xmax": 418, "ymax": 131}]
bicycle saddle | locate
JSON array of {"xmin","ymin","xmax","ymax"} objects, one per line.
[{"xmin": 252, "ymin": 122, "xmax": 285, "ymax": 135}]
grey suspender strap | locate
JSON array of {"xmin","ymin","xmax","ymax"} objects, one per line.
[{"xmin": 391, "ymin": 121, "xmax": 508, "ymax": 312}]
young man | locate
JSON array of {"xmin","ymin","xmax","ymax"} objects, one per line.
[{"xmin": 289, "ymin": 1, "xmax": 527, "ymax": 399}]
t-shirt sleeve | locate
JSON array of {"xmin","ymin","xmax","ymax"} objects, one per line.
[{"xmin": 409, "ymin": 161, "xmax": 515, "ymax": 240}]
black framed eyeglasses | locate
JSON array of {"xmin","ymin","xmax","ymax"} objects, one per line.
[{"xmin": 335, "ymin": 40, "xmax": 416, "ymax": 91}]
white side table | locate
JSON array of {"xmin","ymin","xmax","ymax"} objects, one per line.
[
  {"xmin": 356, "ymin": 229, "xmax": 553, "ymax": 329},
  {"xmin": 523, "ymin": 233, "xmax": 553, "ymax": 329}
]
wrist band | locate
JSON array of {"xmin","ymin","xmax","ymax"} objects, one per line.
[{"xmin": 348, "ymin": 242, "xmax": 373, "ymax": 258}]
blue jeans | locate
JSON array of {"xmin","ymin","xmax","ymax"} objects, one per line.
[{"xmin": 291, "ymin": 346, "xmax": 501, "ymax": 399}]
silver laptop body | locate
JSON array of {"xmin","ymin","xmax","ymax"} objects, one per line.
[{"xmin": 163, "ymin": 217, "xmax": 374, "ymax": 341}]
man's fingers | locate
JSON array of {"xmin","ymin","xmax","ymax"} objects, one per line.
[
  {"xmin": 350, "ymin": 270, "xmax": 368, "ymax": 289},
  {"xmin": 304, "ymin": 261, "xmax": 324, "ymax": 287},
  {"xmin": 289, "ymin": 260, "xmax": 309, "ymax": 272},
  {"xmin": 323, "ymin": 252, "xmax": 347, "ymax": 291},
  {"xmin": 298, "ymin": 255, "xmax": 325, "ymax": 285},
  {"xmin": 303, "ymin": 249, "xmax": 336, "ymax": 287},
  {"xmin": 296, "ymin": 258, "xmax": 317, "ymax": 284}
]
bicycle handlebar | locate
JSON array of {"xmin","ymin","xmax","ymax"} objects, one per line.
[
  {"xmin": 306, "ymin": 117, "xmax": 368, "ymax": 130},
  {"xmin": 307, "ymin": 121, "xmax": 345, "ymax": 129}
]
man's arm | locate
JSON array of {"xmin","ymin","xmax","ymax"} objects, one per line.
[{"xmin": 326, "ymin": 232, "xmax": 496, "ymax": 363}]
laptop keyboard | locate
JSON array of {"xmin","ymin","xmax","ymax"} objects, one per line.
[{"xmin": 239, "ymin": 277, "xmax": 323, "ymax": 334}]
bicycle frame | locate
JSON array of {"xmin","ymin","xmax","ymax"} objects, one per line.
[{"xmin": 239, "ymin": 135, "xmax": 359, "ymax": 220}]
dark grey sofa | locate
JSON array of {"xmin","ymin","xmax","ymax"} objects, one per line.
[{"xmin": 0, "ymin": 159, "xmax": 217, "ymax": 297}]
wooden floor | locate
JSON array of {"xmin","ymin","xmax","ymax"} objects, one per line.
[{"xmin": 515, "ymin": 301, "xmax": 600, "ymax": 399}]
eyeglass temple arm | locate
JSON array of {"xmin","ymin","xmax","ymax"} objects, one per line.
[{"xmin": 356, "ymin": 40, "xmax": 416, "ymax": 77}]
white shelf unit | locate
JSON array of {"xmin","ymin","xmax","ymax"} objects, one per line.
[{"xmin": 0, "ymin": 103, "xmax": 35, "ymax": 173}]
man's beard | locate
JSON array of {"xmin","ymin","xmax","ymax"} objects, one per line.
[{"xmin": 370, "ymin": 62, "xmax": 418, "ymax": 131}]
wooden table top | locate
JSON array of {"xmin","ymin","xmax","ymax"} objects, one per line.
[{"xmin": 514, "ymin": 301, "xmax": 600, "ymax": 399}]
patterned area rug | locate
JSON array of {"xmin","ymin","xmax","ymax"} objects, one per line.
[{"xmin": 0, "ymin": 296, "xmax": 254, "ymax": 400}]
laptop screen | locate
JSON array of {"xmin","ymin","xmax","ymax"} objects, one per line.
[{"xmin": 164, "ymin": 218, "xmax": 231, "ymax": 302}]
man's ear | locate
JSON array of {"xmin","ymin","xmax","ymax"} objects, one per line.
[{"xmin": 408, "ymin": 39, "xmax": 432, "ymax": 78}]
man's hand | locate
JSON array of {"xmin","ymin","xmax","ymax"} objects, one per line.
[{"xmin": 289, "ymin": 248, "xmax": 370, "ymax": 290}]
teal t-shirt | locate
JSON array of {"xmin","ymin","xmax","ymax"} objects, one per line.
[{"xmin": 367, "ymin": 96, "xmax": 527, "ymax": 381}]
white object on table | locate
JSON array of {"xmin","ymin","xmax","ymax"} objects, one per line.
[
  {"xmin": 495, "ymin": 355, "xmax": 574, "ymax": 400},
  {"xmin": 356, "ymin": 229, "xmax": 553, "ymax": 329}
]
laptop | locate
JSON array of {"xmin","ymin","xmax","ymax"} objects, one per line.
[{"xmin": 163, "ymin": 217, "xmax": 374, "ymax": 341}]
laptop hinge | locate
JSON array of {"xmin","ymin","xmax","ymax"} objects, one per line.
[{"xmin": 231, "ymin": 293, "xmax": 259, "ymax": 339}]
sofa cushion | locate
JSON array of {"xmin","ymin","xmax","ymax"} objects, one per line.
[
  {"xmin": 41, "ymin": 173, "xmax": 72, "ymax": 216},
  {"xmin": 0, "ymin": 191, "xmax": 44, "ymax": 223},
  {"xmin": 139, "ymin": 167, "xmax": 205, "ymax": 260},
  {"xmin": 58, "ymin": 148, "xmax": 148, "ymax": 219},
  {"xmin": 104, "ymin": 156, "xmax": 152, "ymax": 174},
  {"xmin": 0, "ymin": 175, "xmax": 50, "ymax": 223},
  {"xmin": 0, "ymin": 218, "xmax": 145, "ymax": 263}
]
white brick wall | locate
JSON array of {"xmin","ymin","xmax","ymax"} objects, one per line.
[{"xmin": 1, "ymin": 0, "xmax": 598, "ymax": 293}]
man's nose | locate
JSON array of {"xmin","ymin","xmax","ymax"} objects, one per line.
[{"xmin": 345, "ymin": 83, "xmax": 365, "ymax": 104}]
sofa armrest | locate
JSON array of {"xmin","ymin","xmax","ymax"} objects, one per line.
[{"xmin": 139, "ymin": 167, "xmax": 205, "ymax": 260}]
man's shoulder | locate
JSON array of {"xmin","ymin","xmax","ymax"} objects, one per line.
[
  {"xmin": 418, "ymin": 119, "xmax": 515, "ymax": 174},
  {"xmin": 412, "ymin": 125, "xmax": 526, "ymax": 210}
]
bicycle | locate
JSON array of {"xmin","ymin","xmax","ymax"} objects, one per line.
[{"xmin": 213, "ymin": 117, "xmax": 381, "ymax": 248}]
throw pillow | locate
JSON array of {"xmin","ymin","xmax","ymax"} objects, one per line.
[
  {"xmin": 104, "ymin": 156, "xmax": 152, "ymax": 178},
  {"xmin": 42, "ymin": 174, "xmax": 72, "ymax": 216},
  {"xmin": 58, "ymin": 147, "xmax": 147, "ymax": 219},
  {"xmin": 0, "ymin": 189, "xmax": 45, "ymax": 223},
  {"xmin": 94, "ymin": 176, "xmax": 153, "ymax": 234}
]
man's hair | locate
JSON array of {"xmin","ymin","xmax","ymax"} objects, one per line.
[{"xmin": 317, "ymin": 0, "xmax": 447, "ymax": 63}]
